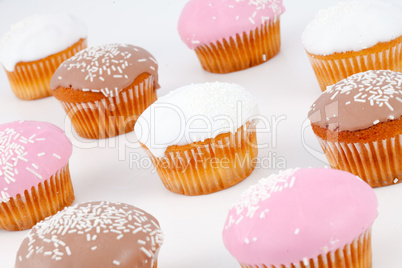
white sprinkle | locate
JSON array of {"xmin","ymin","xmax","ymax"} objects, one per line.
[
  {"xmin": 53, "ymin": 153, "xmax": 61, "ymax": 159},
  {"xmin": 113, "ymin": 260, "xmax": 120, "ymax": 266},
  {"xmin": 26, "ymin": 167, "xmax": 42, "ymax": 179}
]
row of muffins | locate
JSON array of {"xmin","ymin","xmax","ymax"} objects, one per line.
[
  {"xmin": 0, "ymin": 0, "xmax": 402, "ymax": 268},
  {"xmin": 3, "ymin": 0, "xmax": 402, "ymax": 100}
]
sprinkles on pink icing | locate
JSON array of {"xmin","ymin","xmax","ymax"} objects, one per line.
[
  {"xmin": 16, "ymin": 201, "xmax": 163, "ymax": 268},
  {"xmin": 222, "ymin": 168, "xmax": 377, "ymax": 267},
  {"xmin": 308, "ymin": 70, "xmax": 402, "ymax": 132},
  {"xmin": 50, "ymin": 44, "xmax": 159, "ymax": 98},
  {"xmin": 0, "ymin": 121, "xmax": 72, "ymax": 203},
  {"xmin": 178, "ymin": 0, "xmax": 285, "ymax": 49}
]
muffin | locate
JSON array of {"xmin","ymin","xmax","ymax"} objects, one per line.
[
  {"xmin": 308, "ymin": 70, "xmax": 402, "ymax": 187},
  {"xmin": 135, "ymin": 82, "xmax": 259, "ymax": 195},
  {"xmin": 15, "ymin": 201, "xmax": 163, "ymax": 268},
  {"xmin": 222, "ymin": 168, "xmax": 378, "ymax": 268},
  {"xmin": 50, "ymin": 44, "xmax": 159, "ymax": 139},
  {"xmin": 302, "ymin": 0, "xmax": 402, "ymax": 91},
  {"xmin": 0, "ymin": 13, "xmax": 87, "ymax": 100},
  {"xmin": 178, "ymin": 0, "xmax": 285, "ymax": 73},
  {"xmin": 0, "ymin": 121, "xmax": 74, "ymax": 231}
]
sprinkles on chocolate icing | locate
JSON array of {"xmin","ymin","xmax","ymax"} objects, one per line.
[
  {"xmin": 50, "ymin": 44, "xmax": 159, "ymax": 98},
  {"xmin": 16, "ymin": 201, "xmax": 163, "ymax": 268},
  {"xmin": 0, "ymin": 121, "xmax": 72, "ymax": 203},
  {"xmin": 308, "ymin": 70, "xmax": 402, "ymax": 132}
]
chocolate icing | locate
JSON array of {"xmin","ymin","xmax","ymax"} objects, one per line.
[
  {"xmin": 308, "ymin": 70, "xmax": 402, "ymax": 131},
  {"xmin": 15, "ymin": 201, "xmax": 163, "ymax": 268},
  {"xmin": 50, "ymin": 44, "xmax": 159, "ymax": 97}
]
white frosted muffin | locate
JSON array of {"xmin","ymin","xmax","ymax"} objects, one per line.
[
  {"xmin": 0, "ymin": 13, "xmax": 87, "ymax": 100},
  {"xmin": 135, "ymin": 82, "xmax": 259, "ymax": 195},
  {"xmin": 302, "ymin": 0, "xmax": 402, "ymax": 91}
]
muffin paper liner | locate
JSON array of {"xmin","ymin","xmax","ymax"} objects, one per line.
[
  {"xmin": 317, "ymin": 135, "xmax": 402, "ymax": 187},
  {"xmin": 194, "ymin": 18, "xmax": 281, "ymax": 73},
  {"xmin": 142, "ymin": 121, "xmax": 258, "ymax": 196},
  {"xmin": 306, "ymin": 36, "xmax": 402, "ymax": 91},
  {"xmin": 4, "ymin": 38, "xmax": 87, "ymax": 100},
  {"xmin": 240, "ymin": 229, "xmax": 372, "ymax": 268},
  {"xmin": 60, "ymin": 76, "xmax": 157, "ymax": 139},
  {"xmin": 0, "ymin": 163, "xmax": 74, "ymax": 231}
]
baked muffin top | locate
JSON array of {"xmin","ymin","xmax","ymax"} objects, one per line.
[
  {"xmin": 308, "ymin": 70, "xmax": 402, "ymax": 132},
  {"xmin": 222, "ymin": 168, "xmax": 377, "ymax": 266},
  {"xmin": 178, "ymin": 0, "xmax": 285, "ymax": 49},
  {"xmin": 50, "ymin": 44, "xmax": 159, "ymax": 98},
  {"xmin": 0, "ymin": 121, "xmax": 72, "ymax": 202},
  {"xmin": 0, "ymin": 13, "xmax": 87, "ymax": 71},
  {"xmin": 16, "ymin": 201, "xmax": 163, "ymax": 268},
  {"xmin": 302, "ymin": 0, "xmax": 402, "ymax": 55}
]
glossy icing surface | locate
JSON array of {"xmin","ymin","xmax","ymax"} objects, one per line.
[
  {"xmin": 50, "ymin": 44, "xmax": 159, "ymax": 97},
  {"xmin": 178, "ymin": 0, "xmax": 285, "ymax": 49},
  {"xmin": 222, "ymin": 168, "xmax": 378, "ymax": 266},
  {"xmin": 0, "ymin": 121, "xmax": 72, "ymax": 203},
  {"xmin": 0, "ymin": 13, "xmax": 87, "ymax": 71},
  {"xmin": 308, "ymin": 70, "xmax": 402, "ymax": 132},
  {"xmin": 134, "ymin": 82, "xmax": 259, "ymax": 158},
  {"xmin": 302, "ymin": 0, "xmax": 402, "ymax": 55},
  {"xmin": 16, "ymin": 201, "xmax": 163, "ymax": 268}
]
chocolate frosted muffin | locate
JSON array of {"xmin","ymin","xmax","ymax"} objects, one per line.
[
  {"xmin": 50, "ymin": 44, "xmax": 159, "ymax": 139},
  {"xmin": 15, "ymin": 201, "xmax": 163, "ymax": 268},
  {"xmin": 308, "ymin": 70, "xmax": 402, "ymax": 187}
]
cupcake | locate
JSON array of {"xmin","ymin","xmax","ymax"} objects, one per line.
[
  {"xmin": 222, "ymin": 168, "xmax": 378, "ymax": 268},
  {"xmin": 50, "ymin": 44, "xmax": 159, "ymax": 139},
  {"xmin": 302, "ymin": 0, "xmax": 402, "ymax": 92},
  {"xmin": 15, "ymin": 201, "xmax": 163, "ymax": 268},
  {"xmin": 308, "ymin": 70, "xmax": 402, "ymax": 187},
  {"xmin": 135, "ymin": 82, "xmax": 259, "ymax": 195},
  {"xmin": 0, "ymin": 13, "xmax": 87, "ymax": 100},
  {"xmin": 178, "ymin": 0, "xmax": 285, "ymax": 73},
  {"xmin": 0, "ymin": 121, "xmax": 74, "ymax": 231}
]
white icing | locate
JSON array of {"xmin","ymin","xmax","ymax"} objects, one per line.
[
  {"xmin": 135, "ymin": 82, "xmax": 259, "ymax": 158},
  {"xmin": 302, "ymin": 0, "xmax": 402, "ymax": 55},
  {"xmin": 0, "ymin": 13, "xmax": 87, "ymax": 71}
]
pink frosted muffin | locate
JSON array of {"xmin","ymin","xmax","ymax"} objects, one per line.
[
  {"xmin": 0, "ymin": 13, "xmax": 87, "ymax": 100},
  {"xmin": 178, "ymin": 0, "xmax": 285, "ymax": 73},
  {"xmin": 16, "ymin": 201, "xmax": 163, "ymax": 268},
  {"xmin": 223, "ymin": 168, "xmax": 378, "ymax": 268},
  {"xmin": 0, "ymin": 121, "xmax": 74, "ymax": 231}
]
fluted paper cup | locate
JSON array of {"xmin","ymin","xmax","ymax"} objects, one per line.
[
  {"xmin": 306, "ymin": 36, "xmax": 402, "ymax": 91},
  {"xmin": 142, "ymin": 121, "xmax": 258, "ymax": 196},
  {"xmin": 0, "ymin": 163, "xmax": 74, "ymax": 231},
  {"xmin": 195, "ymin": 18, "xmax": 281, "ymax": 74},
  {"xmin": 240, "ymin": 229, "xmax": 372, "ymax": 268},
  {"xmin": 60, "ymin": 76, "xmax": 157, "ymax": 139}
]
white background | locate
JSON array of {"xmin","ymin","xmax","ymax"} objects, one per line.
[{"xmin": 0, "ymin": 0, "xmax": 401, "ymax": 267}]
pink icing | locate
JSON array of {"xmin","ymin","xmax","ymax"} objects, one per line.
[
  {"xmin": 178, "ymin": 0, "xmax": 285, "ymax": 49},
  {"xmin": 0, "ymin": 121, "xmax": 72, "ymax": 203},
  {"xmin": 222, "ymin": 168, "xmax": 378, "ymax": 266}
]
